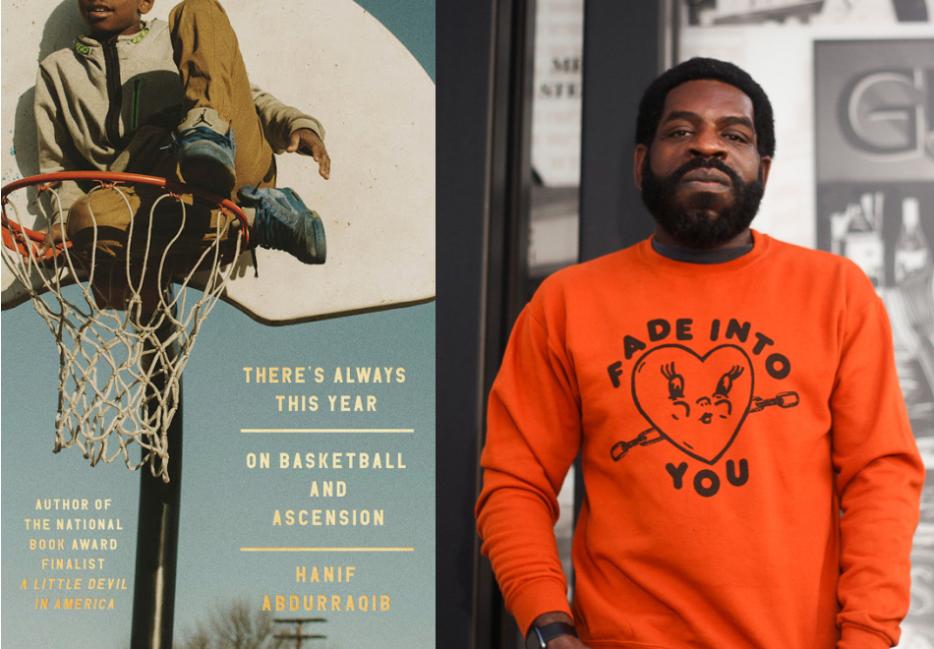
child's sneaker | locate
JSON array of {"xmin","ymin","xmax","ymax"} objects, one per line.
[
  {"xmin": 174, "ymin": 107, "xmax": 236, "ymax": 197},
  {"xmin": 238, "ymin": 186, "xmax": 327, "ymax": 265}
]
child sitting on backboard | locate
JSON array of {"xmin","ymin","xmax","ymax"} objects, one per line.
[{"xmin": 37, "ymin": 0, "xmax": 330, "ymax": 266}]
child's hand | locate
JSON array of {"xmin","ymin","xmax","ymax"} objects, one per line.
[
  {"xmin": 287, "ymin": 129, "xmax": 331, "ymax": 180},
  {"xmin": 39, "ymin": 222, "xmax": 66, "ymax": 255}
]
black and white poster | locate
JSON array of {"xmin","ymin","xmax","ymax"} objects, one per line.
[{"xmin": 816, "ymin": 38, "xmax": 934, "ymax": 646}]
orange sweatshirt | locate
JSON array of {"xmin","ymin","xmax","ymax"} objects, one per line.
[{"xmin": 476, "ymin": 232, "xmax": 924, "ymax": 649}]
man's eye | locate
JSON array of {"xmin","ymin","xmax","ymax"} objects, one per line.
[
  {"xmin": 725, "ymin": 133, "xmax": 749, "ymax": 143},
  {"xmin": 668, "ymin": 129, "xmax": 691, "ymax": 138}
]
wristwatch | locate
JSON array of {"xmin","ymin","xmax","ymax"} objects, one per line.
[{"xmin": 525, "ymin": 621, "xmax": 578, "ymax": 649}]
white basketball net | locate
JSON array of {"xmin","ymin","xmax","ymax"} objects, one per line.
[{"xmin": 1, "ymin": 180, "xmax": 245, "ymax": 482}]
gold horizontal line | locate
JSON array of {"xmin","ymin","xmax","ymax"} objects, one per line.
[
  {"xmin": 240, "ymin": 547, "xmax": 415, "ymax": 553},
  {"xmin": 240, "ymin": 428, "xmax": 415, "ymax": 433}
]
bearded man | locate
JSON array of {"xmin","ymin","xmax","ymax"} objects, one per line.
[{"xmin": 475, "ymin": 58, "xmax": 924, "ymax": 649}]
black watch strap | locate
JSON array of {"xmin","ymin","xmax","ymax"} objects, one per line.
[{"xmin": 525, "ymin": 621, "xmax": 578, "ymax": 649}]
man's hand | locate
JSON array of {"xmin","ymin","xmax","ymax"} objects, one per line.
[{"xmin": 287, "ymin": 129, "xmax": 331, "ymax": 180}]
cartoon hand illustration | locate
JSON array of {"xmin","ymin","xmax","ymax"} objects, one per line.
[{"xmin": 612, "ymin": 387, "xmax": 800, "ymax": 462}]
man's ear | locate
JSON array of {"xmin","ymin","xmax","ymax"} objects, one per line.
[
  {"xmin": 139, "ymin": 0, "xmax": 155, "ymax": 16},
  {"xmin": 633, "ymin": 144, "xmax": 647, "ymax": 191},
  {"xmin": 759, "ymin": 156, "xmax": 772, "ymax": 188}
]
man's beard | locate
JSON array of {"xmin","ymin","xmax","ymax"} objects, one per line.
[{"xmin": 640, "ymin": 155, "xmax": 765, "ymax": 249}]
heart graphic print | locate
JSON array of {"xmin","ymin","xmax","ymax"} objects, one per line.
[{"xmin": 632, "ymin": 344, "xmax": 754, "ymax": 464}]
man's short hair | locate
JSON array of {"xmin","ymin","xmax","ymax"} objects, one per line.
[{"xmin": 635, "ymin": 57, "xmax": 776, "ymax": 158}]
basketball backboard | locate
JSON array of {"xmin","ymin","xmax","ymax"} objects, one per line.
[{"xmin": 1, "ymin": 0, "xmax": 434, "ymax": 323}]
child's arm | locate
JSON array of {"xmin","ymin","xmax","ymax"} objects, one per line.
[
  {"xmin": 251, "ymin": 87, "xmax": 330, "ymax": 179},
  {"xmin": 35, "ymin": 65, "xmax": 88, "ymax": 238}
]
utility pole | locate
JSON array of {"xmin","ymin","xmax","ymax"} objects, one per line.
[{"xmin": 274, "ymin": 617, "xmax": 327, "ymax": 649}]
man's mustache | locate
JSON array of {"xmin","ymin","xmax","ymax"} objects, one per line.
[{"xmin": 669, "ymin": 157, "xmax": 743, "ymax": 188}]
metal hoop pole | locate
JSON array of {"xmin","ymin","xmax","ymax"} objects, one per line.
[{"xmin": 131, "ymin": 310, "xmax": 183, "ymax": 649}]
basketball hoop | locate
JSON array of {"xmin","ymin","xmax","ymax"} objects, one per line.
[{"xmin": 1, "ymin": 171, "xmax": 250, "ymax": 482}]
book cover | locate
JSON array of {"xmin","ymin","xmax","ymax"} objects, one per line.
[{"xmin": 1, "ymin": 1, "xmax": 435, "ymax": 647}]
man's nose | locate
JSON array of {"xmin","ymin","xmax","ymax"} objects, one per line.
[{"xmin": 689, "ymin": 127, "xmax": 727, "ymax": 159}]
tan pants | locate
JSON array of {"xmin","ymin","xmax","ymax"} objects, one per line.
[
  {"xmin": 68, "ymin": 0, "xmax": 271, "ymax": 309},
  {"xmin": 168, "ymin": 0, "xmax": 275, "ymax": 189}
]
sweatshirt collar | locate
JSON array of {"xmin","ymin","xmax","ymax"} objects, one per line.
[
  {"xmin": 74, "ymin": 19, "xmax": 154, "ymax": 55},
  {"xmin": 638, "ymin": 229, "xmax": 772, "ymax": 275},
  {"xmin": 651, "ymin": 238, "xmax": 754, "ymax": 264}
]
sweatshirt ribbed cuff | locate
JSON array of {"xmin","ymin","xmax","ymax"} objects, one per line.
[
  {"xmin": 289, "ymin": 117, "xmax": 325, "ymax": 140},
  {"xmin": 838, "ymin": 624, "xmax": 892, "ymax": 649},
  {"xmin": 509, "ymin": 579, "xmax": 573, "ymax": 636}
]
